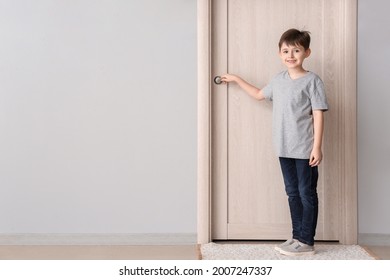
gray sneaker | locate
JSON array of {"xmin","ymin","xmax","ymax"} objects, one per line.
[
  {"xmin": 279, "ymin": 241, "xmax": 315, "ymax": 256},
  {"xmin": 274, "ymin": 239, "xmax": 297, "ymax": 252}
]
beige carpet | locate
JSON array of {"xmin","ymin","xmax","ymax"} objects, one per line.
[{"xmin": 201, "ymin": 243, "xmax": 375, "ymax": 260}]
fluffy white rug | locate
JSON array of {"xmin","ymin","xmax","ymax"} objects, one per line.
[{"xmin": 201, "ymin": 243, "xmax": 375, "ymax": 260}]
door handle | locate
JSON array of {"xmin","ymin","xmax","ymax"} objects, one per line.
[{"xmin": 214, "ymin": 76, "xmax": 223, "ymax": 85}]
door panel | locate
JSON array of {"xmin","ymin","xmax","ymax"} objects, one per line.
[{"xmin": 212, "ymin": 0, "xmax": 347, "ymax": 240}]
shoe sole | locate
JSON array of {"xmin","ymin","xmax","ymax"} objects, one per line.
[{"xmin": 279, "ymin": 248, "xmax": 315, "ymax": 256}]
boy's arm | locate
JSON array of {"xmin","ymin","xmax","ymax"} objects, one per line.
[
  {"xmin": 309, "ymin": 110, "xmax": 325, "ymax": 166},
  {"xmin": 221, "ymin": 74, "xmax": 265, "ymax": 100}
]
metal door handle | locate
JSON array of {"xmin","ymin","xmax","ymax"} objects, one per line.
[{"xmin": 214, "ymin": 76, "xmax": 222, "ymax": 85}]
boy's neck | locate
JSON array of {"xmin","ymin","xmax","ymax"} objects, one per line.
[{"xmin": 287, "ymin": 67, "xmax": 308, "ymax": 80}]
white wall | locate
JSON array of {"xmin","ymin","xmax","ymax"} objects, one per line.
[
  {"xmin": 0, "ymin": 0, "xmax": 197, "ymax": 235},
  {"xmin": 358, "ymin": 0, "xmax": 390, "ymax": 236}
]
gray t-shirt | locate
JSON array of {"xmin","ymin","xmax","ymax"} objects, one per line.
[{"xmin": 262, "ymin": 70, "xmax": 328, "ymax": 159}]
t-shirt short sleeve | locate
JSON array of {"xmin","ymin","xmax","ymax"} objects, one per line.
[
  {"xmin": 262, "ymin": 81, "xmax": 273, "ymax": 101},
  {"xmin": 310, "ymin": 78, "xmax": 329, "ymax": 111}
]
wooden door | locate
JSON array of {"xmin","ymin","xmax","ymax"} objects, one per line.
[{"xmin": 198, "ymin": 0, "xmax": 357, "ymax": 244}]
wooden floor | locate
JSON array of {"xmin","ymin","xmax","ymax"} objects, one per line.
[
  {"xmin": 363, "ymin": 245, "xmax": 390, "ymax": 260},
  {"xmin": 0, "ymin": 244, "xmax": 389, "ymax": 260}
]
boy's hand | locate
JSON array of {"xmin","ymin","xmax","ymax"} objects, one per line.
[
  {"xmin": 221, "ymin": 74, "xmax": 238, "ymax": 83},
  {"xmin": 309, "ymin": 147, "xmax": 323, "ymax": 167}
]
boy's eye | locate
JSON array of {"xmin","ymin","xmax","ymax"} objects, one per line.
[{"xmin": 294, "ymin": 49, "xmax": 300, "ymax": 53}]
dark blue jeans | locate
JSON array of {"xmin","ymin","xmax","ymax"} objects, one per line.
[{"xmin": 279, "ymin": 157, "xmax": 318, "ymax": 246}]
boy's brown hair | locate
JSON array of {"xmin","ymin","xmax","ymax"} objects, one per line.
[{"xmin": 278, "ymin": 29, "xmax": 311, "ymax": 50}]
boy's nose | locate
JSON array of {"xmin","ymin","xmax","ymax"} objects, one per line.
[{"xmin": 289, "ymin": 52, "xmax": 294, "ymax": 58}]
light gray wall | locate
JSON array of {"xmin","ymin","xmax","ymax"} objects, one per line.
[
  {"xmin": 0, "ymin": 0, "xmax": 389, "ymax": 241},
  {"xmin": 358, "ymin": 0, "xmax": 390, "ymax": 235},
  {"xmin": 0, "ymin": 0, "xmax": 197, "ymax": 234}
]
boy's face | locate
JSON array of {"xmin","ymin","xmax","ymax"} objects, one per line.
[{"xmin": 279, "ymin": 42, "xmax": 311, "ymax": 70}]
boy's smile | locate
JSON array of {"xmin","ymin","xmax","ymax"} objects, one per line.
[{"xmin": 279, "ymin": 43, "xmax": 311, "ymax": 71}]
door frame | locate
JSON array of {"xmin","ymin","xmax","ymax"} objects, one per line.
[{"xmin": 197, "ymin": 0, "xmax": 357, "ymax": 245}]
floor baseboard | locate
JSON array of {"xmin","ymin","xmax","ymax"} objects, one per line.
[
  {"xmin": 359, "ymin": 233, "xmax": 390, "ymax": 246},
  {"xmin": 0, "ymin": 233, "xmax": 197, "ymax": 246},
  {"xmin": 4, "ymin": 233, "xmax": 386, "ymax": 246}
]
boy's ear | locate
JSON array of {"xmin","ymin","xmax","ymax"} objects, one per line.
[{"xmin": 305, "ymin": 48, "xmax": 311, "ymax": 58}]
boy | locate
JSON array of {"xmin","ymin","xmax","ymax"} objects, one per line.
[{"xmin": 221, "ymin": 29, "xmax": 328, "ymax": 256}]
